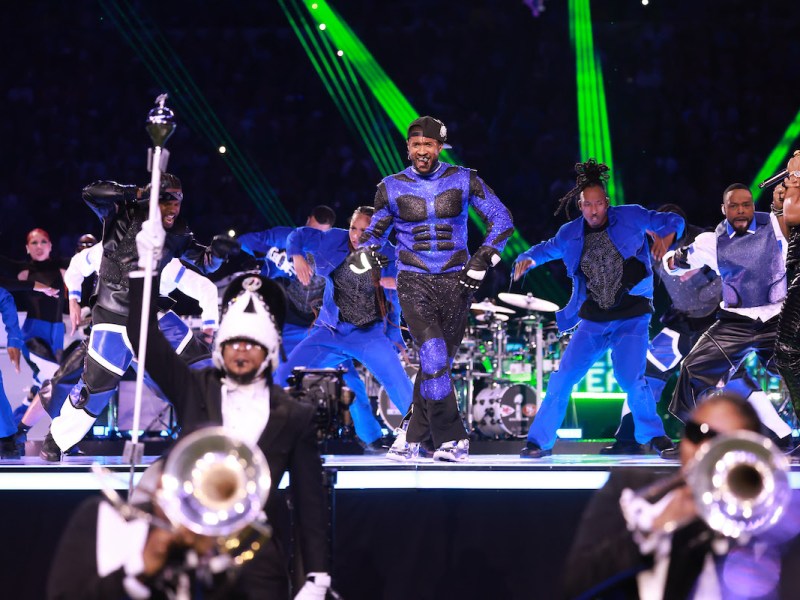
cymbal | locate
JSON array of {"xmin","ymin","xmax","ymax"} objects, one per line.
[
  {"xmin": 498, "ymin": 292, "xmax": 560, "ymax": 312},
  {"xmin": 475, "ymin": 312, "xmax": 509, "ymax": 322},
  {"xmin": 470, "ymin": 300, "xmax": 516, "ymax": 314}
]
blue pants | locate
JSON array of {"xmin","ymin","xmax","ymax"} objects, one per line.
[
  {"xmin": 0, "ymin": 371, "xmax": 14, "ymax": 438},
  {"xmin": 275, "ymin": 322, "xmax": 413, "ymax": 444},
  {"xmin": 282, "ymin": 322, "xmax": 312, "ymax": 358},
  {"xmin": 527, "ymin": 314, "xmax": 666, "ymax": 449},
  {"xmin": 281, "ymin": 324, "xmax": 377, "ymax": 439},
  {"xmin": 21, "ymin": 317, "xmax": 65, "ymax": 385},
  {"xmin": 22, "ymin": 317, "xmax": 65, "ymax": 362}
]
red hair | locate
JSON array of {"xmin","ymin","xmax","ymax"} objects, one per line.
[{"xmin": 26, "ymin": 228, "xmax": 51, "ymax": 244}]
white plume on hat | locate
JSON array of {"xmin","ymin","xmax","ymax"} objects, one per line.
[{"xmin": 212, "ymin": 282, "xmax": 280, "ymax": 376}]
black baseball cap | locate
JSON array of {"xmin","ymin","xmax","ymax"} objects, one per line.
[{"xmin": 407, "ymin": 116, "xmax": 452, "ymax": 148}]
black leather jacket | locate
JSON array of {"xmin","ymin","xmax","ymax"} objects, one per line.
[{"xmin": 83, "ymin": 180, "xmax": 221, "ymax": 316}]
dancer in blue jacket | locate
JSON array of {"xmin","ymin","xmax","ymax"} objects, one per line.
[
  {"xmin": 514, "ymin": 159, "xmax": 683, "ymax": 458},
  {"xmin": 274, "ymin": 206, "xmax": 412, "ymax": 448}
]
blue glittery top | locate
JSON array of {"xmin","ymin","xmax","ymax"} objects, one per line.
[{"xmin": 360, "ymin": 162, "xmax": 514, "ymax": 274}]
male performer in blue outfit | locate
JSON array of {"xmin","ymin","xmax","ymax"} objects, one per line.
[
  {"xmin": 0, "ymin": 287, "xmax": 24, "ymax": 458},
  {"xmin": 238, "ymin": 205, "xmax": 336, "ymax": 356},
  {"xmin": 356, "ymin": 116, "xmax": 514, "ymax": 462},
  {"xmin": 664, "ymin": 183, "xmax": 797, "ymax": 433},
  {"xmin": 603, "ymin": 203, "xmax": 792, "ymax": 454},
  {"xmin": 274, "ymin": 206, "xmax": 412, "ymax": 449},
  {"xmin": 514, "ymin": 159, "xmax": 682, "ymax": 458}
]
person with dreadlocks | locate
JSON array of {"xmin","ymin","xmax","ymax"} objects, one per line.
[
  {"xmin": 514, "ymin": 159, "xmax": 683, "ymax": 458},
  {"xmin": 273, "ymin": 205, "xmax": 413, "ymax": 451},
  {"xmin": 353, "ymin": 116, "xmax": 514, "ymax": 462}
]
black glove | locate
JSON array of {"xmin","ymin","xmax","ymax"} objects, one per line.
[
  {"xmin": 210, "ymin": 235, "xmax": 241, "ymax": 259},
  {"xmin": 672, "ymin": 246, "xmax": 691, "ymax": 270},
  {"xmin": 458, "ymin": 245, "xmax": 501, "ymax": 291},
  {"xmin": 347, "ymin": 246, "xmax": 389, "ymax": 274}
]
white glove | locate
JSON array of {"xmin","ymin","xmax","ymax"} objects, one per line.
[
  {"xmin": 294, "ymin": 572, "xmax": 331, "ymax": 599},
  {"xmin": 136, "ymin": 218, "xmax": 166, "ymax": 270}
]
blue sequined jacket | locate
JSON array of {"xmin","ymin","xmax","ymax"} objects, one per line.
[{"xmin": 360, "ymin": 162, "xmax": 514, "ymax": 274}]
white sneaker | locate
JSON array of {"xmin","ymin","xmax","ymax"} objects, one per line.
[
  {"xmin": 386, "ymin": 428, "xmax": 420, "ymax": 462},
  {"xmin": 433, "ymin": 439, "xmax": 469, "ymax": 462}
]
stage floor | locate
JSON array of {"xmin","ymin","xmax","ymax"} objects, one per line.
[
  {"xmin": 3, "ymin": 447, "xmax": 800, "ymax": 600},
  {"xmin": 3, "ymin": 450, "xmax": 800, "ymax": 491}
]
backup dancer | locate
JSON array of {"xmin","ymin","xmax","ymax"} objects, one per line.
[
  {"xmin": 514, "ymin": 159, "xmax": 681, "ymax": 459},
  {"xmin": 664, "ymin": 183, "xmax": 795, "ymax": 443},
  {"xmin": 275, "ymin": 206, "xmax": 413, "ymax": 449},
  {"xmin": 41, "ymin": 174, "xmax": 237, "ymax": 461}
]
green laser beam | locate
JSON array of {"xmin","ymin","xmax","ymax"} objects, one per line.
[
  {"xmin": 286, "ymin": 0, "xmax": 566, "ymax": 303},
  {"xmin": 750, "ymin": 108, "xmax": 800, "ymax": 202},
  {"xmin": 569, "ymin": 0, "xmax": 623, "ymax": 205},
  {"xmin": 100, "ymin": 0, "xmax": 292, "ymax": 225}
]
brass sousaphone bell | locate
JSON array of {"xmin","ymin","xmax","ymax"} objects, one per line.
[{"xmin": 158, "ymin": 426, "xmax": 272, "ymax": 538}]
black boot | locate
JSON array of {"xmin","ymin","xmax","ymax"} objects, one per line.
[
  {"xmin": 13, "ymin": 422, "xmax": 31, "ymax": 457},
  {"xmin": 649, "ymin": 435, "xmax": 677, "ymax": 458},
  {"xmin": 0, "ymin": 434, "xmax": 20, "ymax": 459},
  {"xmin": 520, "ymin": 442, "xmax": 552, "ymax": 459},
  {"xmin": 599, "ymin": 440, "xmax": 645, "ymax": 455},
  {"xmin": 40, "ymin": 432, "xmax": 62, "ymax": 462}
]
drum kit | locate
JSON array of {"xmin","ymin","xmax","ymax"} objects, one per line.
[
  {"xmin": 289, "ymin": 293, "xmax": 568, "ymax": 444},
  {"xmin": 379, "ymin": 292, "xmax": 569, "ymax": 440}
]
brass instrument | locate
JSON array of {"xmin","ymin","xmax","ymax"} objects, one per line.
[
  {"xmin": 687, "ymin": 430, "xmax": 791, "ymax": 538},
  {"xmin": 94, "ymin": 427, "xmax": 272, "ymax": 564},
  {"xmin": 158, "ymin": 426, "xmax": 271, "ymax": 537},
  {"xmin": 635, "ymin": 431, "xmax": 791, "ymax": 539}
]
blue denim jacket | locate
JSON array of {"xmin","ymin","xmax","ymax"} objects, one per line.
[{"xmin": 516, "ymin": 205, "xmax": 685, "ymax": 332}]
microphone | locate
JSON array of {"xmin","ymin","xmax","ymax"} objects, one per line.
[{"xmin": 758, "ymin": 169, "xmax": 788, "ymax": 189}]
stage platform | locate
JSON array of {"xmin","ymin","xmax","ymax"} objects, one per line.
[
  {"xmin": 3, "ymin": 446, "xmax": 799, "ymax": 599},
  {"xmin": 4, "ymin": 439, "xmax": 800, "ymax": 490}
]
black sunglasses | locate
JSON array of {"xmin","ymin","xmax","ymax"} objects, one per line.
[{"xmin": 684, "ymin": 420, "xmax": 719, "ymax": 444}]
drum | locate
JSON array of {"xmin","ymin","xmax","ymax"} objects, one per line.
[{"xmin": 472, "ymin": 384, "xmax": 537, "ymax": 438}]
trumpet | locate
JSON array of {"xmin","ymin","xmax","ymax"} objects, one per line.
[
  {"xmin": 94, "ymin": 427, "xmax": 272, "ymax": 564},
  {"xmin": 635, "ymin": 431, "xmax": 791, "ymax": 539}
]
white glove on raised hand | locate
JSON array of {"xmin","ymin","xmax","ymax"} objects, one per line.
[
  {"xmin": 294, "ymin": 572, "xmax": 331, "ymax": 600},
  {"xmin": 136, "ymin": 218, "xmax": 166, "ymax": 270}
]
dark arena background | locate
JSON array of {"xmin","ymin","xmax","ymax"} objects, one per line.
[{"xmin": 1, "ymin": 1, "xmax": 800, "ymax": 599}]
